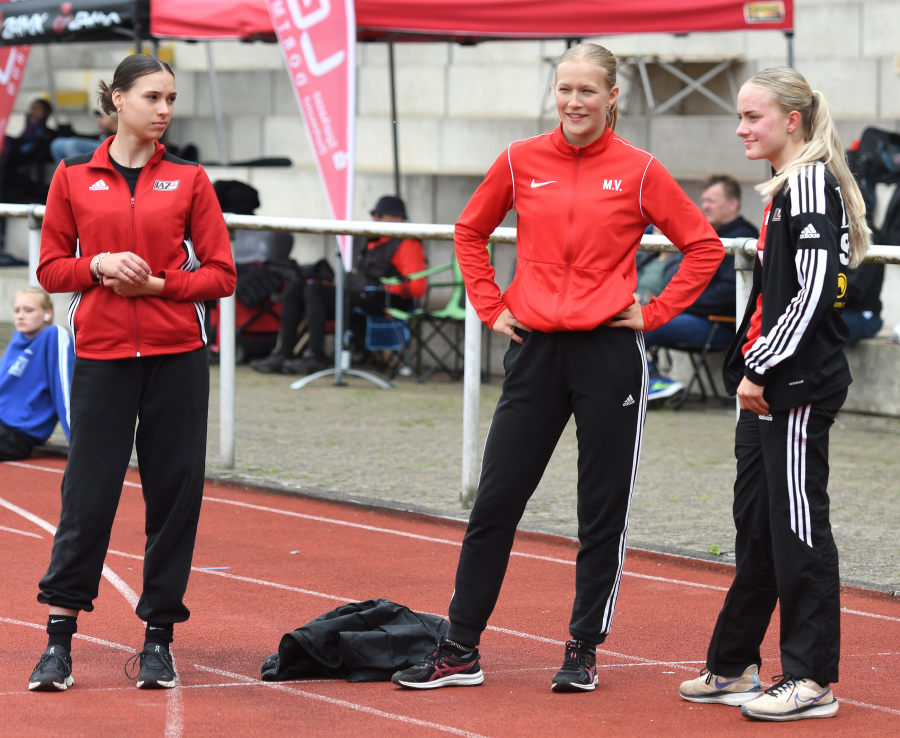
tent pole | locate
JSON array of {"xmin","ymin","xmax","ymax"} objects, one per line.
[
  {"xmin": 786, "ymin": 32, "xmax": 794, "ymax": 69},
  {"xmin": 151, "ymin": 39, "xmax": 159, "ymax": 59},
  {"xmin": 206, "ymin": 42, "xmax": 229, "ymax": 166},
  {"xmin": 388, "ymin": 43, "xmax": 401, "ymax": 197},
  {"xmin": 43, "ymin": 47, "xmax": 57, "ymax": 112}
]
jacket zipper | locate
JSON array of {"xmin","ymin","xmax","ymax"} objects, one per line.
[
  {"xmin": 130, "ymin": 195, "xmax": 141, "ymax": 356},
  {"xmin": 557, "ymin": 149, "xmax": 581, "ymax": 330}
]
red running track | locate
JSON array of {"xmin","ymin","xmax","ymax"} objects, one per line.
[{"xmin": 2, "ymin": 454, "xmax": 900, "ymax": 737}]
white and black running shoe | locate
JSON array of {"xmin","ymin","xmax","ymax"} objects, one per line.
[
  {"xmin": 551, "ymin": 640, "xmax": 598, "ymax": 692},
  {"xmin": 391, "ymin": 640, "xmax": 484, "ymax": 689},
  {"xmin": 29, "ymin": 646, "xmax": 74, "ymax": 692},
  {"xmin": 126, "ymin": 645, "xmax": 177, "ymax": 689}
]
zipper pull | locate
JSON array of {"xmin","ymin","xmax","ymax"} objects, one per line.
[{"xmin": 131, "ymin": 197, "xmax": 135, "ymax": 208}]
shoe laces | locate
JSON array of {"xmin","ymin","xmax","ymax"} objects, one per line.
[
  {"xmin": 764, "ymin": 673, "xmax": 797, "ymax": 698},
  {"xmin": 699, "ymin": 667, "xmax": 713, "ymax": 685},
  {"xmin": 35, "ymin": 649, "xmax": 68, "ymax": 674},
  {"xmin": 562, "ymin": 640, "xmax": 593, "ymax": 669},
  {"xmin": 124, "ymin": 647, "xmax": 172, "ymax": 679}
]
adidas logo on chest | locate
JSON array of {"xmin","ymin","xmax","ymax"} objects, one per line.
[{"xmin": 89, "ymin": 179, "xmax": 109, "ymax": 191}]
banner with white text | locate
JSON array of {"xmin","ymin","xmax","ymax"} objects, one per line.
[
  {"xmin": 0, "ymin": 0, "xmax": 31, "ymax": 141},
  {"xmin": 265, "ymin": 0, "xmax": 356, "ymax": 268}
]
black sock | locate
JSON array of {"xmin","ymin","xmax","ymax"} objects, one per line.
[
  {"xmin": 444, "ymin": 638, "xmax": 476, "ymax": 656},
  {"xmin": 144, "ymin": 623, "xmax": 174, "ymax": 651},
  {"xmin": 46, "ymin": 615, "xmax": 78, "ymax": 652},
  {"xmin": 572, "ymin": 639, "xmax": 597, "ymax": 655}
]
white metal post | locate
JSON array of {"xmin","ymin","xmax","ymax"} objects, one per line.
[
  {"xmin": 27, "ymin": 205, "xmax": 41, "ymax": 286},
  {"xmin": 460, "ymin": 291, "xmax": 482, "ymax": 508},
  {"xmin": 733, "ymin": 238, "xmax": 757, "ymax": 419},
  {"xmin": 219, "ymin": 292, "xmax": 236, "ymax": 468}
]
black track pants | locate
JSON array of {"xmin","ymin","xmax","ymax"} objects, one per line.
[
  {"xmin": 38, "ymin": 349, "xmax": 210, "ymax": 624},
  {"xmin": 706, "ymin": 389, "xmax": 846, "ymax": 685},
  {"xmin": 447, "ymin": 326, "xmax": 648, "ymax": 647}
]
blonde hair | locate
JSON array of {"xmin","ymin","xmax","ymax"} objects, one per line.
[
  {"xmin": 747, "ymin": 68, "xmax": 870, "ymax": 268},
  {"xmin": 15, "ymin": 286, "xmax": 53, "ymax": 312},
  {"xmin": 554, "ymin": 43, "xmax": 619, "ymax": 133}
]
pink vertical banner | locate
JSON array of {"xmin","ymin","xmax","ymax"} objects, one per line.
[{"xmin": 265, "ymin": 0, "xmax": 356, "ymax": 269}]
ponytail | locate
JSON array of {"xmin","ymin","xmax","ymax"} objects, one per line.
[{"xmin": 749, "ymin": 68, "xmax": 870, "ymax": 267}]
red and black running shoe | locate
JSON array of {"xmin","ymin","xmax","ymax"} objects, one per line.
[
  {"xmin": 551, "ymin": 639, "xmax": 598, "ymax": 692},
  {"xmin": 391, "ymin": 640, "xmax": 484, "ymax": 689}
]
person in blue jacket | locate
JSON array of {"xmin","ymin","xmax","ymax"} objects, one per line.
[{"xmin": 0, "ymin": 287, "xmax": 73, "ymax": 460}]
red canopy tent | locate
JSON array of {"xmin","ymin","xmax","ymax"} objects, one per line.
[{"xmin": 150, "ymin": 0, "xmax": 794, "ymax": 42}]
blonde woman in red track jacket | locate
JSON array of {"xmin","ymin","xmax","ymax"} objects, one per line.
[
  {"xmin": 28, "ymin": 55, "xmax": 235, "ymax": 694},
  {"xmin": 392, "ymin": 43, "xmax": 723, "ymax": 693}
]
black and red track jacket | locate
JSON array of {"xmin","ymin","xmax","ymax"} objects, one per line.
[
  {"xmin": 37, "ymin": 138, "xmax": 236, "ymax": 360},
  {"xmin": 455, "ymin": 125, "xmax": 723, "ymax": 333}
]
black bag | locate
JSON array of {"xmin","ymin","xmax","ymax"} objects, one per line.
[
  {"xmin": 235, "ymin": 264, "xmax": 285, "ymax": 307},
  {"xmin": 261, "ymin": 599, "xmax": 449, "ymax": 683}
]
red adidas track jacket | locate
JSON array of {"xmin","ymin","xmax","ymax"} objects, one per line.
[
  {"xmin": 455, "ymin": 126, "xmax": 723, "ymax": 333},
  {"xmin": 37, "ymin": 138, "xmax": 236, "ymax": 360}
]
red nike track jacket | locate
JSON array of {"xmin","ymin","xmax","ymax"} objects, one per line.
[
  {"xmin": 455, "ymin": 126, "xmax": 723, "ymax": 333},
  {"xmin": 37, "ymin": 138, "xmax": 236, "ymax": 360}
]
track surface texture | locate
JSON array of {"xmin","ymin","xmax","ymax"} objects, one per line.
[{"xmin": 2, "ymin": 455, "xmax": 900, "ymax": 737}]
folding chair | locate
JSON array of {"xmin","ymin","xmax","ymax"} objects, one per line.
[
  {"xmin": 402, "ymin": 246, "xmax": 493, "ymax": 383},
  {"xmin": 666, "ymin": 315, "xmax": 737, "ymax": 409}
]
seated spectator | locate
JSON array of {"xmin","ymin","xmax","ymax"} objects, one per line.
[
  {"xmin": 50, "ymin": 109, "xmax": 118, "ymax": 163},
  {"xmin": 645, "ymin": 175, "xmax": 759, "ymax": 402},
  {"xmin": 251, "ymin": 195, "xmax": 426, "ymax": 375},
  {"xmin": 0, "ymin": 288, "xmax": 74, "ymax": 461},
  {"xmin": 0, "ymin": 99, "xmax": 56, "ymax": 204},
  {"xmin": 841, "ymin": 263, "xmax": 884, "ymax": 344}
]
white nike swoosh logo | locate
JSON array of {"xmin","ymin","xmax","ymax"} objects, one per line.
[
  {"xmin": 50, "ymin": 619, "xmax": 65, "ymax": 624},
  {"xmin": 530, "ymin": 179, "xmax": 556, "ymax": 188}
]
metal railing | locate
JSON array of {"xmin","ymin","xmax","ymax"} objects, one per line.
[{"xmin": 5, "ymin": 203, "xmax": 900, "ymax": 507}]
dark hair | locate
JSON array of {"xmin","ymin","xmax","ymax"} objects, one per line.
[
  {"xmin": 97, "ymin": 54, "xmax": 174, "ymax": 115},
  {"xmin": 703, "ymin": 174, "xmax": 741, "ymax": 204},
  {"xmin": 31, "ymin": 98, "xmax": 53, "ymax": 117}
]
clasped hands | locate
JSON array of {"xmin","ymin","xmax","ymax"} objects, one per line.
[{"xmin": 93, "ymin": 252, "xmax": 164, "ymax": 297}]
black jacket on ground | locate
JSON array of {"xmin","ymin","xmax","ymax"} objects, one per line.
[
  {"xmin": 261, "ymin": 599, "xmax": 449, "ymax": 683},
  {"xmin": 724, "ymin": 163, "xmax": 852, "ymax": 411},
  {"xmin": 664, "ymin": 215, "xmax": 759, "ymax": 317}
]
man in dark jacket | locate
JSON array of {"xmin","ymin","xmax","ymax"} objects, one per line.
[{"xmin": 646, "ymin": 175, "xmax": 759, "ymax": 401}]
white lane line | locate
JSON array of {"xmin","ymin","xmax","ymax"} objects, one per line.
[
  {"xmin": 842, "ymin": 608, "xmax": 900, "ymax": 624},
  {"xmin": 0, "ymin": 496, "xmax": 181, "ymax": 738},
  {"xmin": 1, "ymin": 460, "xmax": 141, "ymax": 488},
  {"xmin": 107, "ymin": 549, "xmax": 354, "ymax": 603},
  {"xmin": 0, "ymin": 681, "xmax": 339, "ymax": 698},
  {"xmin": 0, "ymin": 524, "xmax": 43, "ymax": 539},
  {"xmin": 838, "ymin": 698, "xmax": 900, "ymax": 718},
  {"xmin": 194, "ymin": 665, "xmax": 491, "ymax": 738},
  {"xmin": 166, "ymin": 653, "xmax": 184, "ymax": 738},
  {"xmin": 6, "ymin": 467, "xmax": 900, "ymax": 622},
  {"xmin": 0, "ymin": 617, "xmax": 133, "ymax": 652}
]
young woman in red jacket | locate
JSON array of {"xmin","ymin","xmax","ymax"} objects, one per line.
[
  {"xmin": 392, "ymin": 43, "xmax": 723, "ymax": 693},
  {"xmin": 29, "ymin": 55, "xmax": 236, "ymax": 693}
]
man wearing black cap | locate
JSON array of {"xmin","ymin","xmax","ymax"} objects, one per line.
[{"xmin": 250, "ymin": 195, "xmax": 426, "ymax": 375}]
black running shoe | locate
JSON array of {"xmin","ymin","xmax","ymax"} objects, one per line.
[
  {"xmin": 391, "ymin": 640, "xmax": 484, "ymax": 689},
  {"xmin": 125, "ymin": 645, "xmax": 177, "ymax": 689},
  {"xmin": 29, "ymin": 646, "xmax": 74, "ymax": 692},
  {"xmin": 551, "ymin": 640, "xmax": 598, "ymax": 692}
]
